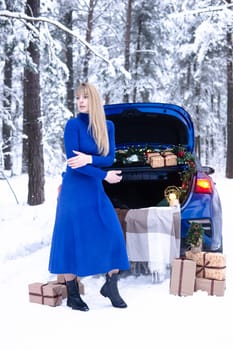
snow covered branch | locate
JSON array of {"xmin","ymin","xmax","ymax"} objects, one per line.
[
  {"xmin": 169, "ymin": 3, "xmax": 233, "ymax": 19},
  {"xmin": 0, "ymin": 10, "xmax": 130, "ymax": 79}
]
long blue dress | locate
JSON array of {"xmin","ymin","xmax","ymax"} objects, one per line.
[{"xmin": 48, "ymin": 113, "xmax": 130, "ymax": 277}]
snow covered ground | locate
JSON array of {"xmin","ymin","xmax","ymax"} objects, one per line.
[{"xmin": 0, "ymin": 173, "xmax": 232, "ymax": 350}]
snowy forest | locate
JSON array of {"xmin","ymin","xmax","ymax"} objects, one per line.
[{"xmin": 0, "ymin": 0, "xmax": 233, "ymax": 206}]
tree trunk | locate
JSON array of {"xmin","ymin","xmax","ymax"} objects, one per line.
[
  {"xmin": 82, "ymin": 0, "xmax": 95, "ymax": 81},
  {"xmin": 133, "ymin": 14, "xmax": 142, "ymax": 102},
  {"xmin": 226, "ymin": 7, "xmax": 233, "ymax": 178},
  {"xmin": 23, "ymin": 0, "xmax": 45, "ymax": 205},
  {"xmin": 195, "ymin": 135, "xmax": 201, "ymax": 159},
  {"xmin": 3, "ymin": 54, "xmax": 13, "ymax": 172},
  {"xmin": 64, "ymin": 10, "xmax": 75, "ymax": 117},
  {"xmin": 123, "ymin": 0, "xmax": 132, "ymax": 103}
]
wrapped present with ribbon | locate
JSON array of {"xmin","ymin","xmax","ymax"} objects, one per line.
[
  {"xmin": 28, "ymin": 282, "xmax": 63, "ymax": 307},
  {"xmin": 163, "ymin": 151, "xmax": 177, "ymax": 166},
  {"xmin": 47, "ymin": 280, "xmax": 67, "ymax": 299},
  {"xmin": 195, "ymin": 277, "xmax": 226, "ymax": 296},
  {"xmin": 147, "ymin": 152, "xmax": 164, "ymax": 168},
  {"xmin": 170, "ymin": 258, "xmax": 196, "ymax": 296},
  {"xmin": 185, "ymin": 251, "xmax": 226, "ymax": 281},
  {"xmin": 56, "ymin": 274, "xmax": 85, "ymax": 295}
]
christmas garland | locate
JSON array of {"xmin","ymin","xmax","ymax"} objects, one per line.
[
  {"xmin": 176, "ymin": 146, "xmax": 196, "ymax": 199},
  {"xmin": 114, "ymin": 145, "xmax": 149, "ymax": 165},
  {"xmin": 114, "ymin": 145, "xmax": 197, "ymax": 200}
]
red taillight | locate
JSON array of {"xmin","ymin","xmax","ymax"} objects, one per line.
[{"xmin": 195, "ymin": 178, "xmax": 213, "ymax": 194}]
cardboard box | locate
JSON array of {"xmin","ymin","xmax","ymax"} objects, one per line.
[
  {"xmin": 148, "ymin": 153, "xmax": 164, "ymax": 168},
  {"xmin": 56, "ymin": 275, "xmax": 85, "ymax": 295},
  {"xmin": 195, "ymin": 277, "xmax": 226, "ymax": 296},
  {"xmin": 185, "ymin": 251, "xmax": 226, "ymax": 281},
  {"xmin": 28, "ymin": 282, "xmax": 63, "ymax": 307},
  {"xmin": 170, "ymin": 258, "xmax": 196, "ymax": 296},
  {"xmin": 147, "ymin": 152, "xmax": 160, "ymax": 160},
  {"xmin": 47, "ymin": 280, "xmax": 67, "ymax": 298},
  {"xmin": 57, "ymin": 274, "xmax": 65, "ymax": 284},
  {"xmin": 163, "ymin": 151, "xmax": 177, "ymax": 166}
]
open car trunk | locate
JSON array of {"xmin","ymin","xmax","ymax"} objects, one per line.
[
  {"xmin": 105, "ymin": 107, "xmax": 191, "ymax": 147},
  {"xmin": 104, "ymin": 166, "xmax": 184, "ymax": 209},
  {"xmin": 103, "ymin": 104, "xmax": 195, "ymax": 209}
]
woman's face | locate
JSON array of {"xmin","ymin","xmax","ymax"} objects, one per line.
[{"xmin": 77, "ymin": 89, "xmax": 89, "ymax": 113}]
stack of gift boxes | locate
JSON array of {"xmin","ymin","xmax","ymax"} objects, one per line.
[
  {"xmin": 147, "ymin": 151, "xmax": 177, "ymax": 168},
  {"xmin": 28, "ymin": 274, "xmax": 84, "ymax": 307},
  {"xmin": 170, "ymin": 251, "xmax": 226, "ymax": 297}
]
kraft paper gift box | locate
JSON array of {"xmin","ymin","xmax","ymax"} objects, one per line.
[
  {"xmin": 56, "ymin": 275, "xmax": 85, "ymax": 295},
  {"xmin": 163, "ymin": 151, "xmax": 177, "ymax": 166},
  {"xmin": 185, "ymin": 251, "xmax": 226, "ymax": 281},
  {"xmin": 148, "ymin": 153, "xmax": 164, "ymax": 168},
  {"xmin": 47, "ymin": 280, "xmax": 67, "ymax": 299},
  {"xmin": 28, "ymin": 282, "xmax": 62, "ymax": 307},
  {"xmin": 194, "ymin": 277, "xmax": 226, "ymax": 296},
  {"xmin": 57, "ymin": 274, "xmax": 66, "ymax": 284},
  {"xmin": 170, "ymin": 258, "xmax": 196, "ymax": 296}
]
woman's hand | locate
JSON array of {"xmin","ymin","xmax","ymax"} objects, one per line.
[
  {"xmin": 104, "ymin": 170, "xmax": 122, "ymax": 184},
  {"xmin": 67, "ymin": 150, "xmax": 92, "ymax": 169}
]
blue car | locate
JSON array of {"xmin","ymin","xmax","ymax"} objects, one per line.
[{"xmin": 103, "ymin": 102, "xmax": 223, "ymax": 255}]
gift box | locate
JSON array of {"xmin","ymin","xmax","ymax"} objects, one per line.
[
  {"xmin": 148, "ymin": 153, "xmax": 164, "ymax": 168},
  {"xmin": 163, "ymin": 151, "xmax": 177, "ymax": 166},
  {"xmin": 185, "ymin": 251, "xmax": 226, "ymax": 281},
  {"xmin": 28, "ymin": 282, "xmax": 63, "ymax": 307},
  {"xmin": 146, "ymin": 152, "xmax": 159, "ymax": 161},
  {"xmin": 195, "ymin": 277, "xmax": 226, "ymax": 296},
  {"xmin": 47, "ymin": 280, "xmax": 67, "ymax": 298},
  {"xmin": 57, "ymin": 274, "xmax": 66, "ymax": 284},
  {"xmin": 56, "ymin": 275, "xmax": 85, "ymax": 295},
  {"xmin": 185, "ymin": 250, "xmax": 199, "ymax": 261},
  {"xmin": 170, "ymin": 258, "xmax": 196, "ymax": 296}
]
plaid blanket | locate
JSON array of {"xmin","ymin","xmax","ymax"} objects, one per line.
[{"xmin": 125, "ymin": 206, "xmax": 181, "ymax": 282}]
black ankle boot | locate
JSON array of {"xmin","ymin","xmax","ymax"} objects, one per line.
[
  {"xmin": 100, "ymin": 273, "xmax": 127, "ymax": 308},
  {"xmin": 66, "ymin": 279, "xmax": 89, "ymax": 311}
]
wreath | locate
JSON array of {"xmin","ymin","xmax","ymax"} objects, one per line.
[{"xmin": 186, "ymin": 222, "xmax": 204, "ymax": 247}]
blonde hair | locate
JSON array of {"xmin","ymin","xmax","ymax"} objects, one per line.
[{"xmin": 76, "ymin": 82, "xmax": 109, "ymax": 156}]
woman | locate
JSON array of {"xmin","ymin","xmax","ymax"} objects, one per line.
[{"xmin": 48, "ymin": 82, "xmax": 130, "ymax": 311}]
